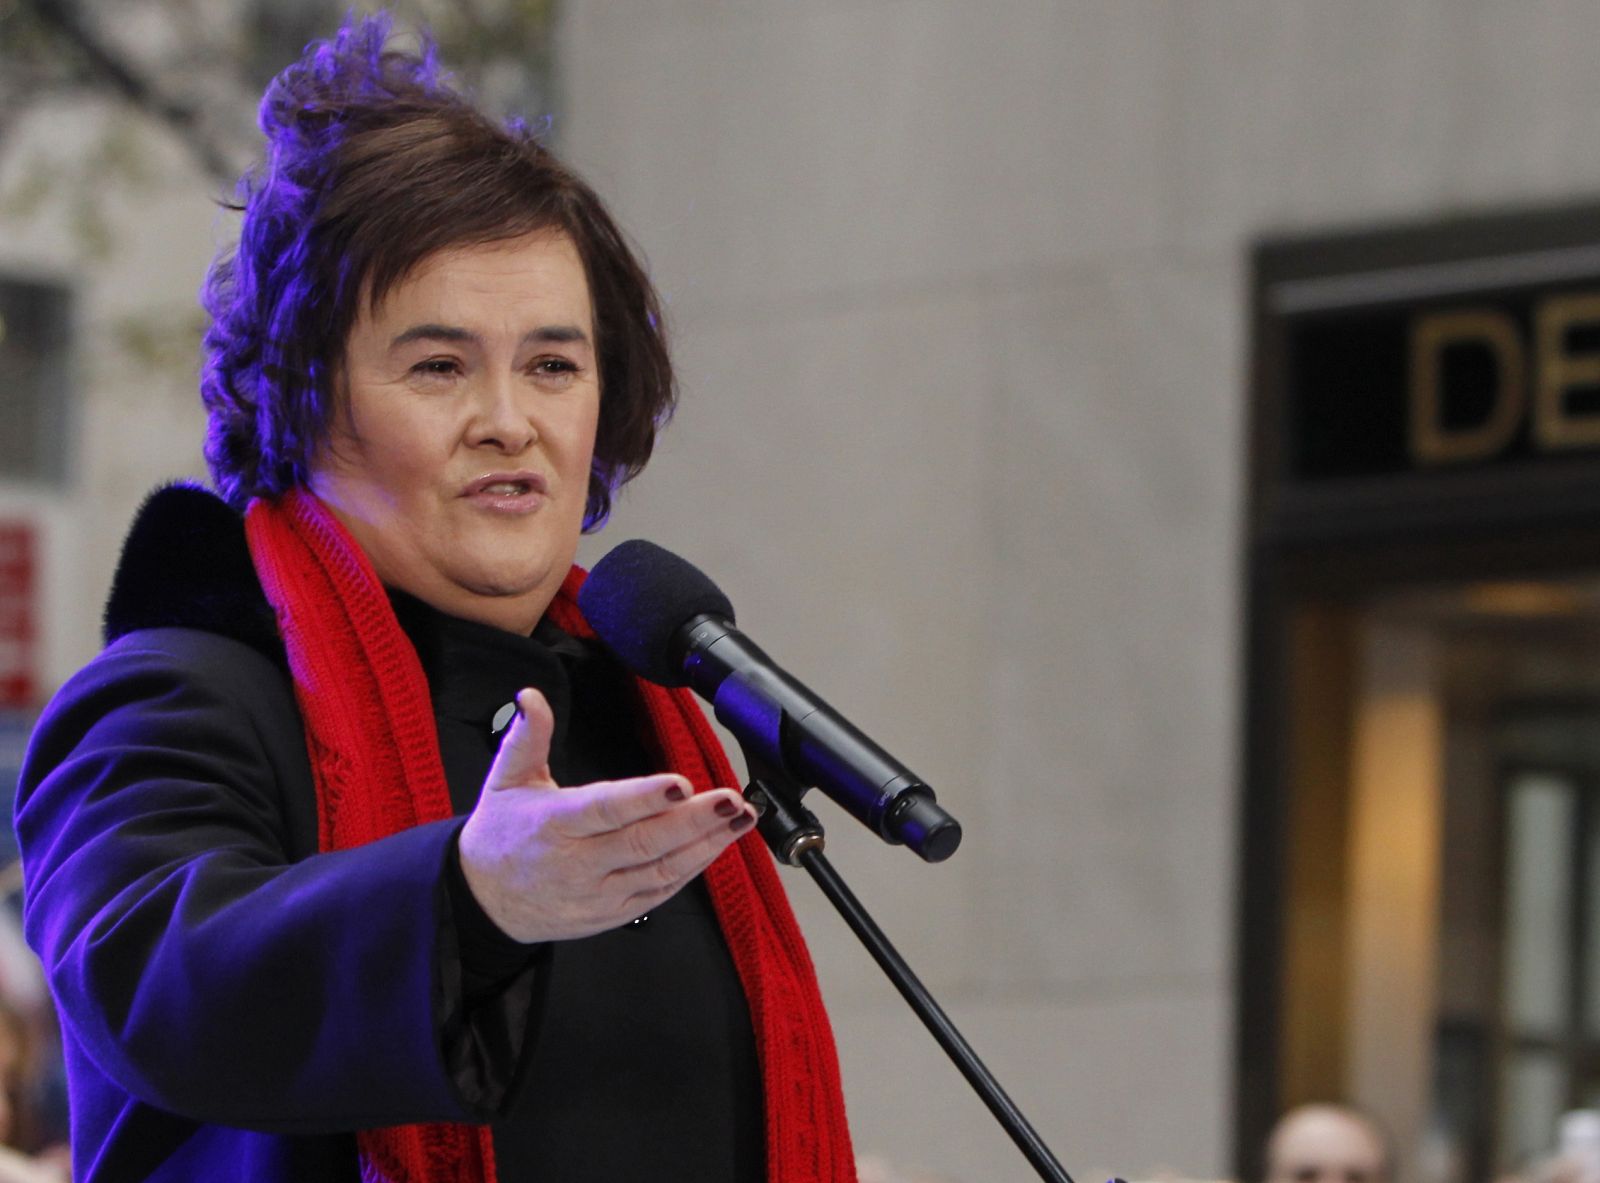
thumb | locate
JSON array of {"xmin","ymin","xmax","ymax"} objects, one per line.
[{"xmin": 483, "ymin": 687, "xmax": 558, "ymax": 791}]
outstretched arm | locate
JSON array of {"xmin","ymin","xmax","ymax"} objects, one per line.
[{"xmin": 16, "ymin": 631, "xmax": 475, "ymax": 1133}]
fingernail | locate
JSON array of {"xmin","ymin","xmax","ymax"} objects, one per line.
[
  {"xmin": 664, "ymin": 780, "xmax": 688, "ymax": 803},
  {"xmin": 729, "ymin": 812, "xmax": 755, "ymax": 834},
  {"xmin": 714, "ymin": 798, "xmax": 740, "ymax": 818}
]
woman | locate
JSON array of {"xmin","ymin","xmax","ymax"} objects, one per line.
[{"xmin": 15, "ymin": 16, "xmax": 855, "ymax": 1183}]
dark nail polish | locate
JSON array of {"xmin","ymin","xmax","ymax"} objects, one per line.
[
  {"xmin": 665, "ymin": 781, "xmax": 688, "ymax": 802},
  {"xmin": 714, "ymin": 798, "xmax": 739, "ymax": 818},
  {"xmin": 729, "ymin": 813, "xmax": 755, "ymax": 833}
]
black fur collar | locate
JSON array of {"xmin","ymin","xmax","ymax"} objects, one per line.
[{"xmin": 103, "ymin": 482, "xmax": 284, "ymax": 664}]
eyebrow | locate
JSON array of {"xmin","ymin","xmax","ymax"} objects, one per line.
[{"xmin": 388, "ymin": 323, "xmax": 591, "ymax": 349}]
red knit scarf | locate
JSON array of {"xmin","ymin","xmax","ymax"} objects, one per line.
[{"xmin": 243, "ymin": 488, "xmax": 855, "ymax": 1183}]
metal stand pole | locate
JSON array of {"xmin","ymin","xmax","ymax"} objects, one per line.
[{"xmin": 745, "ymin": 771, "xmax": 1085, "ymax": 1183}]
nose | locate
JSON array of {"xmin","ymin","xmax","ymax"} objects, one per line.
[{"xmin": 464, "ymin": 372, "xmax": 537, "ymax": 455}]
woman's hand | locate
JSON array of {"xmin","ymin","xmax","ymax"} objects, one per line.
[{"xmin": 457, "ymin": 688, "xmax": 758, "ymax": 943}]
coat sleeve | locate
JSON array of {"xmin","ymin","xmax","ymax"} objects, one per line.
[{"xmin": 14, "ymin": 628, "xmax": 508, "ymax": 1133}]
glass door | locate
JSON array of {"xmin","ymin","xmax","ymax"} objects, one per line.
[{"xmin": 1276, "ymin": 576, "xmax": 1600, "ymax": 1183}]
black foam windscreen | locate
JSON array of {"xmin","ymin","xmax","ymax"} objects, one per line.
[{"xmin": 578, "ymin": 539, "xmax": 736, "ymax": 687}]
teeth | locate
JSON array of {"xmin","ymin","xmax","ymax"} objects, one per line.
[{"xmin": 482, "ymin": 482, "xmax": 527, "ymax": 495}]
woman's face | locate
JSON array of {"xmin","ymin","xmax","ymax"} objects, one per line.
[{"xmin": 310, "ymin": 231, "xmax": 600, "ymax": 633}]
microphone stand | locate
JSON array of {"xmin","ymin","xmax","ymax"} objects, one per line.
[{"xmin": 741, "ymin": 759, "xmax": 1083, "ymax": 1183}]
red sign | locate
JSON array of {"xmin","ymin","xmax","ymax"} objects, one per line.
[{"xmin": 0, "ymin": 522, "xmax": 35, "ymax": 707}]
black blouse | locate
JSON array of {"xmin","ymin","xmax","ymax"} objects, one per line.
[{"xmin": 388, "ymin": 591, "xmax": 766, "ymax": 1183}]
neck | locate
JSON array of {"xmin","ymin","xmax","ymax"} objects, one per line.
[{"xmin": 415, "ymin": 584, "xmax": 554, "ymax": 635}]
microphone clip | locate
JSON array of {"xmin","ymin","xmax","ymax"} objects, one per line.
[{"xmin": 741, "ymin": 758, "xmax": 827, "ymax": 867}]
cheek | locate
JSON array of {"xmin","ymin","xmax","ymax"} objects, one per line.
[
  {"xmin": 555, "ymin": 397, "xmax": 601, "ymax": 474},
  {"xmin": 345, "ymin": 410, "xmax": 455, "ymax": 496}
]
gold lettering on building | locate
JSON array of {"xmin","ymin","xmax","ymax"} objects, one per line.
[
  {"xmin": 1408, "ymin": 310, "xmax": 1525, "ymax": 466},
  {"xmin": 1534, "ymin": 292, "xmax": 1600, "ymax": 449}
]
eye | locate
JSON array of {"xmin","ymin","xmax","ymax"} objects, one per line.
[
  {"xmin": 410, "ymin": 356, "xmax": 462, "ymax": 378},
  {"xmin": 528, "ymin": 356, "xmax": 581, "ymax": 386}
]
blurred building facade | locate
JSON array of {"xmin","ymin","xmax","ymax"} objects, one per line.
[{"xmin": 10, "ymin": 3, "xmax": 1600, "ymax": 1180}]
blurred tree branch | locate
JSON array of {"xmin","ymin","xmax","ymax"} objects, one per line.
[
  {"xmin": 0, "ymin": 0, "xmax": 559, "ymax": 202},
  {"xmin": 16, "ymin": 0, "xmax": 240, "ymax": 183},
  {"xmin": 0, "ymin": 0, "xmax": 558, "ymax": 378}
]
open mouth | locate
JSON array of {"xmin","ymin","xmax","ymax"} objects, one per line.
[{"xmin": 466, "ymin": 473, "xmax": 548, "ymax": 499}]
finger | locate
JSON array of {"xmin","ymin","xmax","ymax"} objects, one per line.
[
  {"xmin": 606, "ymin": 807, "xmax": 756, "ymax": 901},
  {"xmin": 483, "ymin": 688, "xmax": 557, "ymax": 792},
  {"xmin": 550, "ymin": 778, "xmax": 735, "ymax": 838},
  {"xmin": 586, "ymin": 790, "xmax": 755, "ymax": 872}
]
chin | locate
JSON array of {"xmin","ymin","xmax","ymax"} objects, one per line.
[{"xmin": 451, "ymin": 561, "xmax": 557, "ymax": 601}]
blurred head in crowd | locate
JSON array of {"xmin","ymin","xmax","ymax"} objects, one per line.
[
  {"xmin": 0, "ymin": 996, "xmax": 32, "ymax": 1149},
  {"xmin": 1265, "ymin": 1103, "xmax": 1393, "ymax": 1183},
  {"xmin": 199, "ymin": 13, "xmax": 674, "ymax": 531}
]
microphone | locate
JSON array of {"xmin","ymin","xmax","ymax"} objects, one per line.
[{"xmin": 578, "ymin": 540, "xmax": 962, "ymax": 863}]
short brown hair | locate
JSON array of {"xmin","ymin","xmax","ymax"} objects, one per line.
[{"xmin": 201, "ymin": 14, "xmax": 673, "ymax": 528}]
